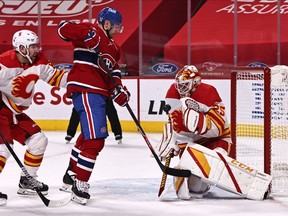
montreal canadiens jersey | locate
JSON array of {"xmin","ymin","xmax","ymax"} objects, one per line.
[
  {"xmin": 58, "ymin": 21, "xmax": 122, "ymax": 97},
  {"xmin": 0, "ymin": 50, "xmax": 67, "ymax": 114},
  {"xmin": 165, "ymin": 82, "xmax": 231, "ymax": 142}
]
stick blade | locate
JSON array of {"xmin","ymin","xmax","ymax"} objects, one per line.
[
  {"xmin": 38, "ymin": 191, "xmax": 71, "ymax": 207},
  {"xmin": 163, "ymin": 166, "xmax": 191, "ymax": 177}
]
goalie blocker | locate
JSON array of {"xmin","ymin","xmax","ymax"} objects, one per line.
[{"xmin": 175, "ymin": 143, "xmax": 272, "ymax": 200}]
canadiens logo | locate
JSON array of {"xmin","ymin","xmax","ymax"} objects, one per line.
[
  {"xmin": 98, "ymin": 53, "xmax": 116, "ymax": 72},
  {"xmin": 0, "ymin": 0, "xmax": 114, "ymax": 18},
  {"xmin": 12, "ymin": 74, "xmax": 39, "ymax": 99}
]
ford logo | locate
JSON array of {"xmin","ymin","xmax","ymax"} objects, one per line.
[
  {"xmin": 152, "ymin": 63, "xmax": 178, "ymax": 74},
  {"xmin": 247, "ymin": 62, "xmax": 268, "ymax": 67},
  {"xmin": 55, "ymin": 63, "xmax": 73, "ymax": 72}
]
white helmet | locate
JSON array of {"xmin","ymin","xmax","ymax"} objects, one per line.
[
  {"xmin": 12, "ymin": 30, "xmax": 39, "ymax": 51},
  {"xmin": 12, "ymin": 30, "xmax": 40, "ymax": 63},
  {"xmin": 175, "ymin": 65, "xmax": 201, "ymax": 96}
]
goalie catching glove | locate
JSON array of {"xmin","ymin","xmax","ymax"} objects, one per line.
[{"xmin": 112, "ymin": 85, "xmax": 130, "ymax": 107}]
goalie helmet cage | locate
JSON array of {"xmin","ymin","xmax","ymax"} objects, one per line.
[{"xmin": 230, "ymin": 66, "xmax": 288, "ymax": 195}]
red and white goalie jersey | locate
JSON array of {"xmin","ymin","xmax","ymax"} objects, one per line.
[
  {"xmin": 165, "ymin": 82, "xmax": 232, "ymax": 154},
  {"xmin": 0, "ymin": 50, "xmax": 67, "ymax": 114}
]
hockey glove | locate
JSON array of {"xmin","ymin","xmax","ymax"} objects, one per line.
[
  {"xmin": 84, "ymin": 28, "xmax": 99, "ymax": 50},
  {"xmin": 112, "ymin": 85, "xmax": 130, "ymax": 107},
  {"xmin": 170, "ymin": 109, "xmax": 190, "ymax": 133}
]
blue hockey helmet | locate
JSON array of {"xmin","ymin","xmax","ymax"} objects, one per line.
[{"xmin": 98, "ymin": 7, "xmax": 122, "ymax": 28}]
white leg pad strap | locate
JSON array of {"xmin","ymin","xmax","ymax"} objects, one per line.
[{"xmin": 178, "ymin": 143, "xmax": 272, "ymax": 200}]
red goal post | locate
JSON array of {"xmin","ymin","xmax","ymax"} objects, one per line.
[{"xmin": 230, "ymin": 66, "xmax": 288, "ymax": 194}]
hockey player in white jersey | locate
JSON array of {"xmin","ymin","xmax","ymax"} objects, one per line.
[
  {"xmin": 0, "ymin": 30, "xmax": 67, "ymax": 206},
  {"xmin": 156, "ymin": 65, "xmax": 271, "ymax": 200}
]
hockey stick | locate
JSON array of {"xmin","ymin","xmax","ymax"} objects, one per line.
[
  {"xmin": 158, "ymin": 104, "xmax": 173, "ymax": 197},
  {"xmin": 158, "ymin": 153, "xmax": 172, "ymax": 197},
  {"xmin": 98, "ymin": 55, "xmax": 191, "ymax": 177},
  {"xmin": 0, "ymin": 132, "xmax": 71, "ymax": 207}
]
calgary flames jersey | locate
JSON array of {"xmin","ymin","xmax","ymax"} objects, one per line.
[
  {"xmin": 0, "ymin": 50, "xmax": 67, "ymax": 114},
  {"xmin": 165, "ymin": 82, "xmax": 231, "ymax": 146}
]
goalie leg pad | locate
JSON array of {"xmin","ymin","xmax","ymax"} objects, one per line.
[
  {"xmin": 173, "ymin": 174, "xmax": 210, "ymax": 200},
  {"xmin": 178, "ymin": 143, "xmax": 272, "ymax": 200},
  {"xmin": 173, "ymin": 176, "xmax": 191, "ymax": 200},
  {"xmin": 187, "ymin": 174, "xmax": 210, "ymax": 198}
]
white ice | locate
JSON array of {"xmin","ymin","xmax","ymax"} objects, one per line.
[{"xmin": 0, "ymin": 131, "xmax": 288, "ymax": 216}]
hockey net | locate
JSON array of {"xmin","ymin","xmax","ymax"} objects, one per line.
[{"xmin": 231, "ymin": 65, "xmax": 288, "ymax": 195}]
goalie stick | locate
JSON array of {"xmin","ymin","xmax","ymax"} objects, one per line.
[
  {"xmin": 158, "ymin": 104, "xmax": 173, "ymax": 197},
  {"xmin": 0, "ymin": 132, "xmax": 71, "ymax": 207},
  {"xmin": 158, "ymin": 153, "xmax": 172, "ymax": 197},
  {"xmin": 97, "ymin": 54, "xmax": 191, "ymax": 177}
]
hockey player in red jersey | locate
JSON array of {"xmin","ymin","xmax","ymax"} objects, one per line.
[
  {"xmin": 156, "ymin": 65, "xmax": 232, "ymax": 199},
  {"xmin": 58, "ymin": 7, "xmax": 129, "ymax": 205},
  {"xmin": 0, "ymin": 30, "xmax": 67, "ymax": 206}
]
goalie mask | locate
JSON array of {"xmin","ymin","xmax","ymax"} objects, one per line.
[
  {"xmin": 175, "ymin": 65, "xmax": 201, "ymax": 96},
  {"xmin": 12, "ymin": 30, "xmax": 40, "ymax": 64},
  {"xmin": 98, "ymin": 7, "xmax": 124, "ymax": 35}
]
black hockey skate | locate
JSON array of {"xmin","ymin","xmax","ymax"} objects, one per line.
[
  {"xmin": 60, "ymin": 169, "xmax": 76, "ymax": 192},
  {"xmin": 65, "ymin": 135, "xmax": 73, "ymax": 144},
  {"xmin": 0, "ymin": 192, "xmax": 8, "ymax": 206},
  {"xmin": 17, "ymin": 176, "xmax": 49, "ymax": 195},
  {"xmin": 71, "ymin": 179, "xmax": 90, "ymax": 205},
  {"xmin": 115, "ymin": 134, "xmax": 122, "ymax": 144}
]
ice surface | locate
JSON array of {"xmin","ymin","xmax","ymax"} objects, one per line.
[{"xmin": 0, "ymin": 131, "xmax": 288, "ymax": 216}]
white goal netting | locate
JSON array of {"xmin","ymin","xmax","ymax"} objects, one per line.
[{"xmin": 233, "ymin": 65, "xmax": 288, "ymax": 194}]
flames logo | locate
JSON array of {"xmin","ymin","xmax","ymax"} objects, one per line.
[
  {"xmin": 176, "ymin": 68, "xmax": 198, "ymax": 81},
  {"xmin": 12, "ymin": 74, "xmax": 39, "ymax": 99}
]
